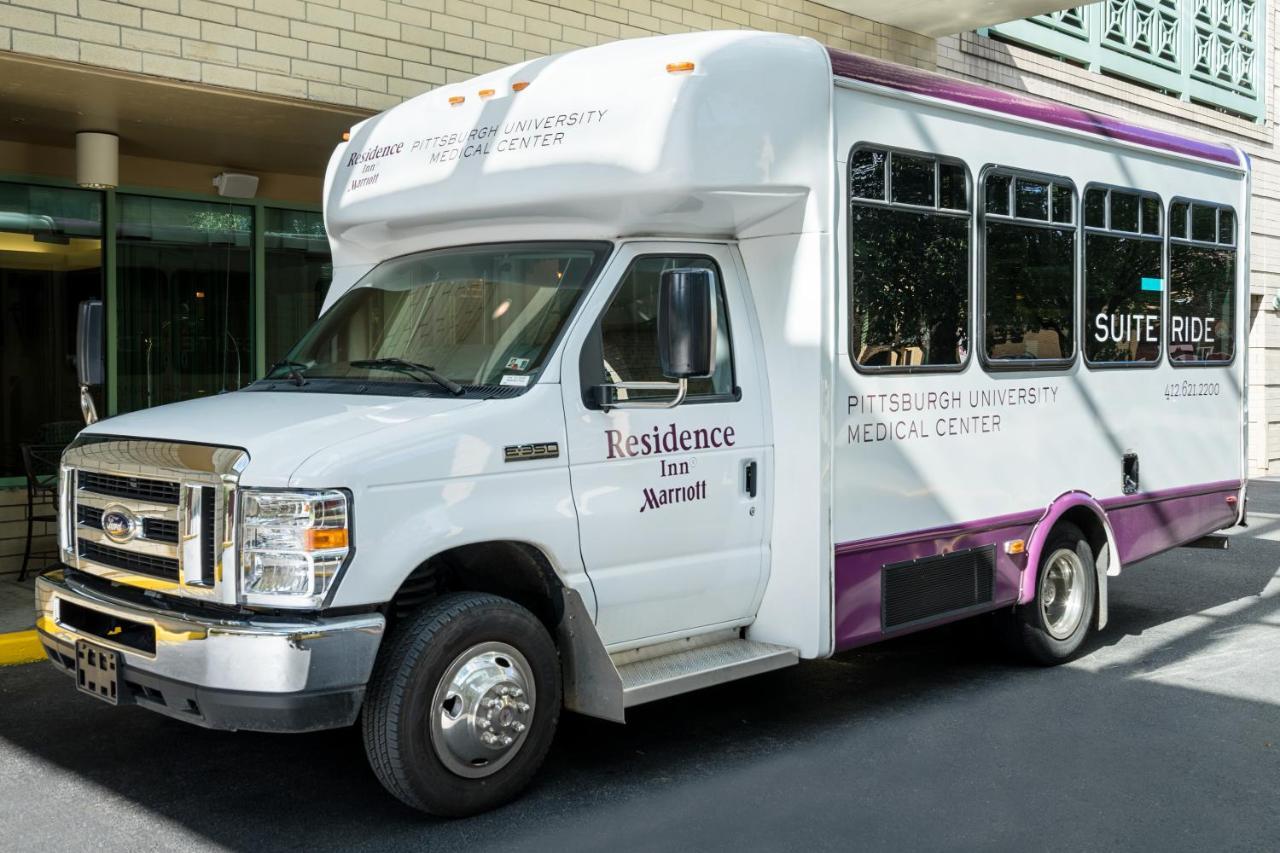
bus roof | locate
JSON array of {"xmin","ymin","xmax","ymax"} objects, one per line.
[{"xmin": 828, "ymin": 48, "xmax": 1242, "ymax": 169}]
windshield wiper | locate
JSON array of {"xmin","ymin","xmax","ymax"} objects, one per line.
[
  {"xmin": 267, "ymin": 359, "xmax": 309, "ymax": 386},
  {"xmin": 350, "ymin": 358, "xmax": 466, "ymax": 396}
]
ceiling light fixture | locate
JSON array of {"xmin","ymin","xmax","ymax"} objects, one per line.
[{"xmin": 76, "ymin": 131, "xmax": 118, "ymax": 189}]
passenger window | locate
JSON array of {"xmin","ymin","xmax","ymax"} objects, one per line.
[
  {"xmin": 983, "ymin": 170, "xmax": 1076, "ymax": 364},
  {"xmin": 848, "ymin": 146, "xmax": 970, "ymax": 371},
  {"xmin": 1168, "ymin": 200, "xmax": 1237, "ymax": 364},
  {"xmin": 1085, "ymin": 187, "xmax": 1163, "ymax": 365},
  {"xmin": 597, "ymin": 256, "xmax": 734, "ymax": 400}
]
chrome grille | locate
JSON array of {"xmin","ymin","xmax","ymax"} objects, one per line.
[
  {"xmin": 145, "ymin": 517, "xmax": 180, "ymax": 544},
  {"xmin": 78, "ymin": 539, "xmax": 180, "ymax": 580},
  {"xmin": 59, "ymin": 438, "xmax": 248, "ymax": 605},
  {"xmin": 77, "ymin": 504, "xmax": 179, "ymax": 544},
  {"xmin": 77, "ymin": 470, "xmax": 181, "ymax": 504}
]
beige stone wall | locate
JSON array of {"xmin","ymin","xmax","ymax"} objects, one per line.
[
  {"xmin": 0, "ymin": 0, "xmax": 931, "ymax": 113},
  {"xmin": 937, "ymin": 23, "xmax": 1279, "ymax": 475}
]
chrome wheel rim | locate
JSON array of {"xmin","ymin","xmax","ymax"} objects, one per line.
[
  {"xmin": 1040, "ymin": 547, "xmax": 1087, "ymax": 640},
  {"xmin": 429, "ymin": 641, "xmax": 536, "ymax": 779}
]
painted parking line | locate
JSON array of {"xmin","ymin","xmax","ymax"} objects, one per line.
[{"xmin": 0, "ymin": 631, "xmax": 42, "ymax": 666}]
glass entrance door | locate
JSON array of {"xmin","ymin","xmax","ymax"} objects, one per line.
[
  {"xmin": 116, "ymin": 196, "xmax": 252, "ymax": 412},
  {"xmin": 0, "ymin": 183, "xmax": 103, "ymax": 477}
]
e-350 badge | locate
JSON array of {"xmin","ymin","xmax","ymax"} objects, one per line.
[{"xmin": 504, "ymin": 442, "xmax": 560, "ymax": 462}]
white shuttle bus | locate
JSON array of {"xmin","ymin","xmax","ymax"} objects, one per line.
[{"xmin": 37, "ymin": 32, "xmax": 1247, "ymax": 815}]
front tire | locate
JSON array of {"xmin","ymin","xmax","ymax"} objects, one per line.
[
  {"xmin": 362, "ymin": 592, "xmax": 562, "ymax": 817},
  {"xmin": 999, "ymin": 522, "xmax": 1096, "ymax": 665}
]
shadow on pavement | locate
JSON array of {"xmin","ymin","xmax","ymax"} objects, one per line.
[{"xmin": 1, "ymin": 487, "xmax": 1278, "ymax": 852}]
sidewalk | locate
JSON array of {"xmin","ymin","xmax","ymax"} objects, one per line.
[{"xmin": 0, "ymin": 574, "xmax": 41, "ymax": 666}]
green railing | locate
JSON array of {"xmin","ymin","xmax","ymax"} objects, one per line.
[{"xmin": 985, "ymin": 1, "xmax": 1263, "ymax": 120}]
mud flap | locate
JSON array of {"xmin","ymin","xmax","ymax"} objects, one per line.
[{"xmin": 557, "ymin": 588, "xmax": 624, "ymax": 723}]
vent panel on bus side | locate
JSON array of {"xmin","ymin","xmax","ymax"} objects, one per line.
[{"xmin": 881, "ymin": 546, "xmax": 996, "ymax": 630}]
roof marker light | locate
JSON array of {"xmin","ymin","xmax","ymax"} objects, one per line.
[
  {"xmin": 341, "ymin": 130, "xmax": 350, "ymax": 141},
  {"xmin": 512, "ymin": 81, "xmax": 530, "ymax": 92},
  {"xmin": 479, "ymin": 88, "xmax": 495, "ymax": 98},
  {"xmin": 449, "ymin": 95, "xmax": 465, "ymax": 105},
  {"xmin": 666, "ymin": 61, "xmax": 695, "ymax": 73}
]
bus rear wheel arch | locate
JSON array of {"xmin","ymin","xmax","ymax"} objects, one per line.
[{"xmin": 1000, "ymin": 521, "xmax": 1098, "ymax": 665}]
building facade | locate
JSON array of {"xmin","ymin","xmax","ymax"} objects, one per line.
[{"xmin": 0, "ymin": 0, "xmax": 1274, "ymax": 573}]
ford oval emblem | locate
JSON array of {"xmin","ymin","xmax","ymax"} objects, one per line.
[{"xmin": 100, "ymin": 506, "xmax": 138, "ymax": 544}]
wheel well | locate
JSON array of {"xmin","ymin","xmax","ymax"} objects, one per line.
[
  {"xmin": 1055, "ymin": 506, "xmax": 1110, "ymax": 574},
  {"xmin": 388, "ymin": 541, "xmax": 565, "ymax": 634}
]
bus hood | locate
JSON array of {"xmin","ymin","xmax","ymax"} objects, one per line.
[{"xmin": 81, "ymin": 390, "xmax": 482, "ymax": 487}]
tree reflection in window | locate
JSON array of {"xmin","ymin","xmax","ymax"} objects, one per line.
[
  {"xmin": 1167, "ymin": 199, "xmax": 1236, "ymax": 364},
  {"xmin": 848, "ymin": 147, "xmax": 970, "ymax": 370},
  {"xmin": 983, "ymin": 173, "xmax": 1075, "ymax": 363},
  {"xmin": 1084, "ymin": 187, "xmax": 1163, "ymax": 364}
]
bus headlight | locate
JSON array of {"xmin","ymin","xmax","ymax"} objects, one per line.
[{"xmin": 238, "ymin": 489, "xmax": 350, "ymax": 608}]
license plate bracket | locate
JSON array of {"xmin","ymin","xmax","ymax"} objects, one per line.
[{"xmin": 75, "ymin": 640, "xmax": 120, "ymax": 705}]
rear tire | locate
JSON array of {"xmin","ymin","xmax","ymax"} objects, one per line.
[
  {"xmin": 362, "ymin": 592, "xmax": 561, "ymax": 817},
  {"xmin": 999, "ymin": 522, "xmax": 1096, "ymax": 665}
]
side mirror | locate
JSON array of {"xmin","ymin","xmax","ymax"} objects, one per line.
[
  {"xmin": 592, "ymin": 268, "xmax": 718, "ymax": 412},
  {"xmin": 77, "ymin": 299, "xmax": 104, "ymax": 387},
  {"xmin": 658, "ymin": 268, "xmax": 716, "ymax": 379},
  {"xmin": 76, "ymin": 299, "xmax": 104, "ymax": 425}
]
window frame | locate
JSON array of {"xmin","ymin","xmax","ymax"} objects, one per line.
[
  {"xmin": 845, "ymin": 142, "xmax": 974, "ymax": 376},
  {"xmin": 978, "ymin": 164, "xmax": 1080, "ymax": 372},
  {"xmin": 1081, "ymin": 182, "xmax": 1165, "ymax": 371},
  {"xmin": 1166, "ymin": 197, "xmax": 1239, "ymax": 369},
  {"xmin": 581, "ymin": 251, "xmax": 740, "ymax": 410}
]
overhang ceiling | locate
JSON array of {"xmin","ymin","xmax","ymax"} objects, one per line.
[
  {"xmin": 819, "ymin": 0, "xmax": 1079, "ymax": 38},
  {"xmin": 0, "ymin": 51, "xmax": 370, "ymax": 179}
]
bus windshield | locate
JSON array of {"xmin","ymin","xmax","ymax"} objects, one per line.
[{"xmin": 271, "ymin": 242, "xmax": 611, "ymax": 393}]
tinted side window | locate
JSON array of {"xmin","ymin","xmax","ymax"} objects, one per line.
[
  {"xmin": 1084, "ymin": 187, "xmax": 1163, "ymax": 365},
  {"xmin": 983, "ymin": 172, "xmax": 1076, "ymax": 364},
  {"xmin": 598, "ymin": 256, "xmax": 733, "ymax": 399},
  {"xmin": 848, "ymin": 147, "xmax": 970, "ymax": 370},
  {"xmin": 1172, "ymin": 202, "xmax": 1239, "ymax": 361},
  {"xmin": 1168, "ymin": 201, "xmax": 1236, "ymax": 364}
]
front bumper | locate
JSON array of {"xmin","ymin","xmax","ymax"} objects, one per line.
[{"xmin": 36, "ymin": 568, "xmax": 385, "ymax": 732}]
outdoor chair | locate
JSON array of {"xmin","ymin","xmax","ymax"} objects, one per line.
[
  {"xmin": 20, "ymin": 443, "xmax": 64, "ymax": 582},
  {"xmin": 38, "ymin": 420, "xmax": 83, "ymax": 446}
]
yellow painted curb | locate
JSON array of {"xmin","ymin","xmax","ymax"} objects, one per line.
[{"xmin": 0, "ymin": 630, "xmax": 43, "ymax": 666}]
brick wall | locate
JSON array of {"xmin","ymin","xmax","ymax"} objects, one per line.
[
  {"xmin": 0, "ymin": 0, "xmax": 932, "ymax": 113},
  {"xmin": 0, "ymin": 486, "xmax": 54, "ymax": 579}
]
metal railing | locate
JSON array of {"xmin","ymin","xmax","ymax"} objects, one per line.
[{"xmin": 985, "ymin": 1, "xmax": 1263, "ymax": 120}]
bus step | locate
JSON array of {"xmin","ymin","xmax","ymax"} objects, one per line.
[
  {"xmin": 1182, "ymin": 534, "xmax": 1230, "ymax": 550},
  {"xmin": 616, "ymin": 636, "xmax": 798, "ymax": 708}
]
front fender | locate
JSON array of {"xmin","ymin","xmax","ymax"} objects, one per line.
[{"xmin": 327, "ymin": 466, "xmax": 594, "ymax": 615}]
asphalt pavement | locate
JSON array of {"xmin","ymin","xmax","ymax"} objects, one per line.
[{"xmin": 2, "ymin": 484, "xmax": 1278, "ymax": 852}]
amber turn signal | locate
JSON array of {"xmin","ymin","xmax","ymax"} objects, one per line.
[{"xmin": 307, "ymin": 529, "xmax": 350, "ymax": 550}]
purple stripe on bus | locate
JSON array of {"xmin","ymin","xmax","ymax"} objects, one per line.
[
  {"xmin": 832, "ymin": 480, "xmax": 1242, "ymax": 652},
  {"xmin": 827, "ymin": 48, "xmax": 1241, "ymax": 168},
  {"xmin": 1101, "ymin": 481, "xmax": 1240, "ymax": 566},
  {"xmin": 834, "ymin": 516, "xmax": 1032, "ymax": 651}
]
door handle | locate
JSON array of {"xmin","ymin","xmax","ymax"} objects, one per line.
[{"xmin": 744, "ymin": 460, "xmax": 757, "ymax": 498}]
